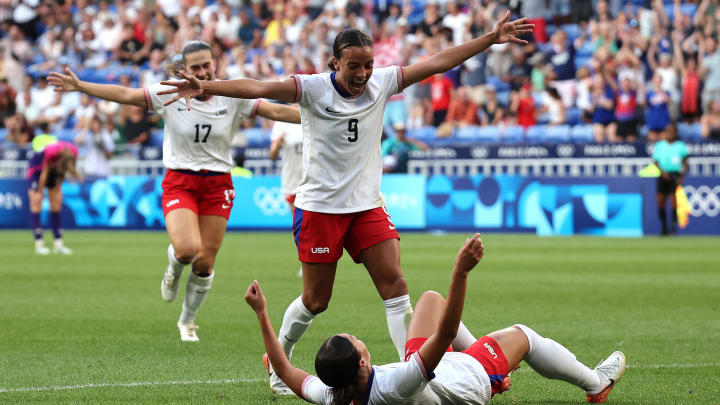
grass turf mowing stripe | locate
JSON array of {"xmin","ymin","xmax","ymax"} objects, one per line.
[{"xmin": 0, "ymin": 378, "xmax": 263, "ymax": 393}]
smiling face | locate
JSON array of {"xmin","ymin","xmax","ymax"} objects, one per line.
[
  {"xmin": 334, "ymin": 46, "xmax": 374, "ymax": 96},
  {"xmin": 184, "ymin": 49, "xmax": 216, "ymax": 81}
]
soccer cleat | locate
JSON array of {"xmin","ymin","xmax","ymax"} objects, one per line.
[
  {"xmin": 53, "ymin": 245, "xmax": 73, "ymax": 255},
  {"xmin": 177, "ymin": 321, "xmax": 199, "ymax": 342},
  {"xmin": 35, "ymin": 245, "xmax": 51, "ymax": 255},
  {"xmin": 161, "ymin": 266, "xmax": 181, "ymax": 302},
  {"xmin": 263, "ymin": 353, "xmax": 294, "ymax": 396},
  {"xmin": 586, "ymin": 351, "xmax": 626, "ymax": 403}
]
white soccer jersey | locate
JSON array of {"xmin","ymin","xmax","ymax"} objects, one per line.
[
  {"xmin": 270, "ymin": 121, "xmax": 304, "ymax": 196},
  {"xmin": 301, "ymin": 351, "xmax": 493, "ymax": 405},
  {"xmin": 292, "ymin": 66, "xmax": 404, "ymax": 213},
  {"xmin": 145, "ymin": 83, "xmax": 259, "ymax": 172}
]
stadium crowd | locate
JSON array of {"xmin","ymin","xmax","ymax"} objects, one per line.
[{"xmin": 1, "ymin": 0, "xmax": 720, "ymax": 164}]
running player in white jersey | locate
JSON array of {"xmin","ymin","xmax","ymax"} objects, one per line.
[
  {"xmin": 48, "ymin": 41, "xmax": 301, "ymax": 342},
  {"xmin": 245, "ymin": 234, "xmax": 626, "ymax": 405},
  {"xmin": 160, "ymin": 11, "xmax": 534, "ymax": 393},
  {"xmin": 269, "ymin": 121, "xmax": 304, "ymax": 209}
]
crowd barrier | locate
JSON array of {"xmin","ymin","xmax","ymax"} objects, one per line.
[{"xmin": 1, "ymin": 175, "xmax": 718, "ymax": 236}]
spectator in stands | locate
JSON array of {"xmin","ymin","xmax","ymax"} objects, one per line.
[
  {"xmin": 0, "ymin": 78, "xmax": 17, "ymax": 122},
  {"xmin": 39, "ymin": 92, "xmax": 69, "ymax": 132},
  {"xmin": 614, "ymin": 77, "xmax": 638, "ymax": 142},
  {"xmin": 675, "ymin": 39, "xmax": 701, "ymax": 122},
  {"xmin": 414, "ymin": 1, "xmax": 443, "ymax": 38},
  {"xmin": 74, "ymin": 116, "xmax": 115, "ymax": 180},
  {"xmin": 121, "ymin": 105, "xmax": 153, "ymax": 146},
  {"xmin": 575, "ymin": 66, "xmax": 593, "ymax": 122},
  {"xmin": 648, "ymin": 37, "xmax": 680, "ymax": 119},
  {"xmin": 700, "ymin": 35, "xmax": 720, "ymax": 110},
  {"xmin": 117, "ymin": 23, "xmax": 151, "ymax": 66},
  {"xmin": 652, "ymin": 124, "xmax": 688, "ymax": 235},
  {"xmin": 430, "ymin": 73, "xmax": 454, "ymax": 127},
  {"xmin": 4, "ymin": 113, "xmax": 33, "ymax": 147},
  {"xmin": 446, "ymin": 87, "xmax": 479, "ymax": 127},
  {"xmin": 546, "ymin": 29, "xmax": 576, "ymax": 107},
  {"xmin": 73, "ymin": 94, "xmax": 96, "ymax": 130},
  {"xmin": 540, "ymin": 87, "xmax": 566, "ymax": 126},
  {"xmin": 504, "ymin": 47, "xmax": 532, "ymax": 92},
  {"xmin": 407, "ymin": 101, "xmax": 428, "ymax": 130},
  {"xmin": 701, "ymin": 99, "xmax": 720, "ymax": 140},
  {"xmin": 529, "ymin": 52, "xmax": 547, "ymax": 91},
  {"xmin": 591, "ymin": 73, "xmax": 616, "ymax": 143},
  {"xmin": 381, "ymin": 122, "xmax": 429, "ymax": 174},
  {"xmin": 645, "ymin": 74, "xmax": 672, "ymax": 142},
  {"xmin": 510, "ymin": 82, "xmax": 536, "ymax": 128},
  {"xmin": 140, "ymin": 49, "xmax": 167, "ymax": 88},
  {"xmin": 479, "ymin": 86, "xmax": 505, "ymax": 126}
]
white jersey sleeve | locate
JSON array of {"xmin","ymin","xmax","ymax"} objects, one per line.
[
  {"xmin": 373, "ymin": 352, "xmax": 430, "ymax": 399},
  {"xmin": 301, "ymin": 375, "xmax": 334, "ymax": 405}
]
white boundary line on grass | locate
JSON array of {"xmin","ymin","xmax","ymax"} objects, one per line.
[
  {"xmin": 3, "ymin": 362, "xmax": 720, "ymax": 394},
  {"xmin": 0, "ymin": 377, "xmax": 263, "ymax": 393}
]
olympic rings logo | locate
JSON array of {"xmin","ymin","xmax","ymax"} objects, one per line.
[
  {"xmin": 684, "ymin": 185, "xmax": 720, "ymax": 218},
  {"xmin": 253, "ymin": 186, "xmax": 289, "ymax": 216}
]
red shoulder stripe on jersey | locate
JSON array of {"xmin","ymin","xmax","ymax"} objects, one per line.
[
  {"xmin": 412, "ymin": 352, "xmax": 433, "ymax": 381},
  {"xmin": 292, "ymin": 75, "xmax": 302, "ymax": 103},
  {"xmin": 250, "ymin": 99, "xmax": 261, "ymax": 119},
  {"xmin": 143, "ymin": 87, "xmax": 153, "ymax": 112},
  {"xmin": 396, "ymin": 66, "xmax": 405, "ymax": 93},
  {"xmin": 300, "ymin": 375, "xmax": 314, "ymax": 400}
]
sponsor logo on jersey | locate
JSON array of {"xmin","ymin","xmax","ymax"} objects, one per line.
[
  {"xmin": 216, "ymin": 109, "xmax": 228, "ymax": 116},
  {"xmin": 484, "ymin": 342, "xmax": 498, "ymax": 359},
  {"xmin": 311, "ymin": 247, "xmax": 330, "ymax": 254},
  {"xmin": 221, "ymin": 204, "xmax": 230, "ymax": 209},
  {"xmin": 325, "ymin": 107, "xmax": 340, "ymax": 114},
  {"xmin": 166, "ymin": 199, "xmax": 180, "ymax": 208}
]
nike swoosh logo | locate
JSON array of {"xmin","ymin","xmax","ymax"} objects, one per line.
[{"xmin": 325, "ymin": 107, "xmax": 340, "ymax": 114}]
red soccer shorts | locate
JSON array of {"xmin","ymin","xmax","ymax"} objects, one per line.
[
  {"xmin": 161, "ymin": 169, "xmax": 235, "ymax": 220},
  {"xmin": 404, "ymin": 336, "xmax": 509, "ymax": 395},
  {"xmin": 292, "ymin": 206, "xmax": 399, "ymax": 263}
]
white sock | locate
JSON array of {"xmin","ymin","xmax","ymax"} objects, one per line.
[
  {"xmin": 515, "ymin": 324, "xmax": 602, "ymax": 393},
  {"xmin": 35, "ymin": 240, "xmax": 46, "ymax": 249},
  {"xmin": 168, "ymin": 244, "xmax": 188, "ymax": 276},
  {"xmin": 54, "ymin": 239, "xmax": 65, "ymax": 249},
  {"xmin": 452, "ymin": 321, "xmax": 477, "ymax": 351},
  {"xmin": 384, "ymin": 294, "xmax": 414, "ymax": 360},
  {"xmin": 278, "ymin": 296, "xmax": 315, "ymax": 359},
  {"xmin": 179, "ymin": 271, "xmax": 214, "ymax": 324}
]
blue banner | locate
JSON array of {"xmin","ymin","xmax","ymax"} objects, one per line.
[{"xmin": 0, "ymin": 175, "xmax": 717, "ymax": 235}]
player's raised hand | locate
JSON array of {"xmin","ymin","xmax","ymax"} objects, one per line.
[
  {"xmin": 492, "ymin": 11, "xmax": 534, "ymax": 45},
  {"xmin": 159, "ymin": 72, "xmax": 204, "ymax": 110},
  {"xmin": 48, "ymin": 67, "xmax": 82, "ymax": 92},
  {"xmin": 454, "ymin": 233, "xmax": 485, "ymax": 273},
  {"xmin": 245, "ymin": 280, "xmax": 267, "ymax": 313}
]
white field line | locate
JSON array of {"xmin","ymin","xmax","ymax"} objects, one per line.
[
  {"xmin": 2, "ymin": 363, "xmax": 720, "ymax": 394},
  {"xmin": 0, "ymin": 377, "xmax": 263, "ymax": 394}
]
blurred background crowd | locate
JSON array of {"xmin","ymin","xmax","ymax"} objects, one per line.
[{"xmin": 2, "ymin": 0, "xmax": 720, "ymax": 166}]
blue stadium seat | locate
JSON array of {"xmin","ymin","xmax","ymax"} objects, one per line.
[
  {"xmin": 56, "ymin": 129, "xmax": 75, "ymax": 142},
  {"xmin": 500, "ymin": 125, "xmax": 524, "ymax": 144},
  {"xmin": 0, "ymin": 128, "xmax": 6, "ymax": 142},
  {"xmin": 149, "ymin": 129, "xmax": 164, "ymax": 147},
  {"xmin": 576, "ymin": 41, "xmax": 595, "ymax": 57},
  {"xmin": 476, "ymin": 126, "xmax": 499, "ymax": 144},
  {"xmin": 525, "ymin": 125, "xmax": 546, "ymax": 143},
  {"xmin": 681, "ymin": 3, "xmax": 698, "ymax": 17},
  {"xmin": 455, "ymin": 125, "xmax": 480, "ymax": 141},
  {"xmin": 496, "ymin": 91, "xmax": 510, "ymax": 106},
  {"xmin": 678, "ymin": 122, "xmax": 702, "ymax": 141},
  {"xmin": 566, "ymin": 108, "xmax": 582, "ymax": 125},
  {"xmin": 574, "ymin": 56, "xmax": 592, "ymax": 69},
  {"xmin": 559, "ymin": 24, "xmax": 582, "ymax": 41},
  {"xmin": 487, "ymin": 76, "xmax": 510, "ymax": 92},
  {"xmin": 536, "ymin": 112, "xmax": 551, "ymax": 125},
  {"xmin": 244, "ymin": 128, "xmax": 271, "ymax": 146},
  {"xmin": 407, "ymin": 126, "xmax": 437, "ymax": 143},
  {"xmin": 545, "ymin": 125, "xmax": 571, "ymax": 143},
  {"xmin": 570, "ymin": 124, "xmax": 594, "ymax": 143}
]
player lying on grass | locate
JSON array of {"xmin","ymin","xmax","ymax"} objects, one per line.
[{"xmin": 245, "ymin": 234, "xmax": 626, "ymax": 404}]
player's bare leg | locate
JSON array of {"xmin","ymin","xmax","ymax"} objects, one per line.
[
  {"xmin": 656, "ymin": 193, "xmax": 669, "ymax": 235},
  {"xmin": 175, "ymin": 214, "xmax": 226, "ymax": 342},
  {"xmin": 28, "ymin": 188, "xmax": 49, "ymax": 255},
  {"xmin": 265, "ymin": 262, "xmax": 337, "ymax": 395},
  {"xmin": 360, "ymin": 239, "xmax": 415, "ymax": 360},
  {"xmin": 48, "ymin": 186, "xmax": 71, "ymax": 255},
  {"xmin": 406, "ymin": 291, "xmax": 476, "ymax": 351},
  {"xmin": 162, "ymin": 209, "xmax": 201, "ymax": 303}
]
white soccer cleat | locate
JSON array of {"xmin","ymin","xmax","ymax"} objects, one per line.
[
  {"xmin": 53, "ymin": 245, "xmax": 73, "ymax": 255},
  {"xmin": 161, "ymin": 266, "xmax": 181, "ymax": 302},
  {"xmin": 263, "ymin": 353, "xmax": 294, "ymax": 396},
  {"xmin": 35, "ymin": 245, "xmax": 51, "ymax": 255},
  {"xmin": 177, "ymin": 321, "xmax": 199, "ymax": 342},
  {"xmin": 586, "ymin": 351, "xmax": 626, "ymax": 403}
]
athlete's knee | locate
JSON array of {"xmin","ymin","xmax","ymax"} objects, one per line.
[
  {"xmin": 301, "ymin": 294, "xmax": 330, "ymax": 315},
  {"xmin": 418, "ymin": 290, "xmax": 444, "ymax": 303},
  {"xmin": 192, "ymin": 254, "xmax": 215, "ymax": 275},
  {"xmin": 174, "ymin": 243, "xmax": 201, "ymax": 263}
]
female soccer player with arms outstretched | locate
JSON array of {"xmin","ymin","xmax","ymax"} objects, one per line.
[
  {"xmin": 245, "ymin": 234, "xmax": 626, "ymax": 404},
  {"xmin": 161, "ymin": 11, "xmax": 532, "ymax": 392},
  {"xmin": 48, "ymin": 41, "xmax": 301, "ymax": 342}
]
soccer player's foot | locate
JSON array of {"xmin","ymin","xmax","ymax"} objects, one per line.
[
  {"xmin": 586, "ymin": 351, "xmax": 626, "ymax": 403},
  {"xmin": 53, "ymin": 245, "xmax": 73, "ymax": 255},
  {"xmin": 263, "ymin": 353, "xmax": 294, "ymax": 395},
  {"xmin": 177, "ymin": 321, "xmax": 199, "ymax": 342},
  {"xmin": 161, "ymin": 265, "xmax": 181, "ymax": 302},
  {"xmin": 35, "ymin": 245, "xmax": 50, "ymax": 255}
]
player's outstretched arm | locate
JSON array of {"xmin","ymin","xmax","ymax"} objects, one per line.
[
  {"xmin": 401, "ymin": 11, "xmax": 533, "ymax": 89},
  {"xmin": 245, "ymin": 281, "xmax": 311, "ymax": 398},
  {"xmin": 256, "ymin": 101, "xmax": 302, "ymax": 124},
  {"xmin": 159, "ymin": 73, "xmax": 297, "ymax": 109},
  {"xmin": 47, "ymin": 67, "xmax": 147, "ymax": 108},
  {"xmin": 417, "ymin": 234, "xmax": 485, "ymax": 373}
]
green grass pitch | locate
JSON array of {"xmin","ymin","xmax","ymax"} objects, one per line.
[{"xmin": 1, "ymin": 230, "xmax": 719, "ymax": 404}]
